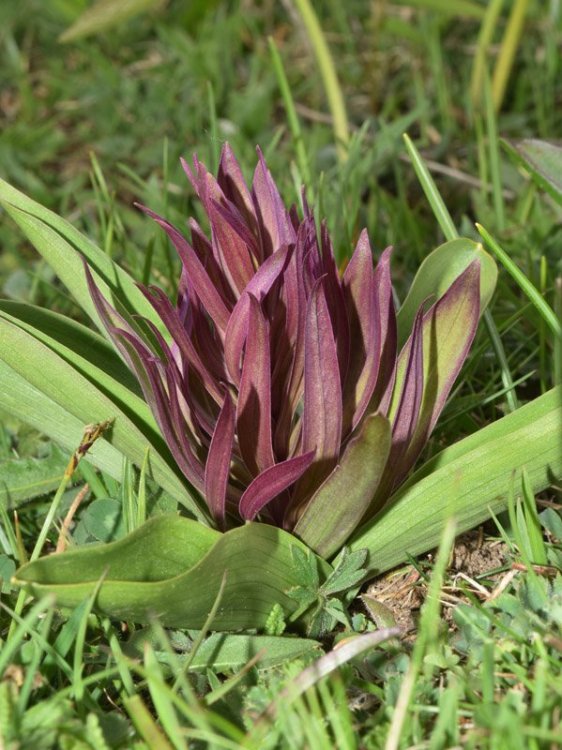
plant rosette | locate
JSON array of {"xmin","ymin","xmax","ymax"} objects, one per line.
[{"xmin": 2, "ymin": 145, "xmax": 560, "ymax": 634}]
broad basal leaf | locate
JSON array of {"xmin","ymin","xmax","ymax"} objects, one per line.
[
  {"xmin": 0, "ymin": 317, "xmax": 208, "ymax": 522},
  {"xmin": 0, "ymin": 360, "xmax": 126, "ymax": 482},
  {"xmin": 0, "ymin": 185, "xmax": 164, "ymax": 334},
  {"xmin": 15, "ymin": 516, "xmax": 332, "ymax": 630},
  {"xmin": 350, "ymin": 387, "xmax": 562, "ymax": 575}
]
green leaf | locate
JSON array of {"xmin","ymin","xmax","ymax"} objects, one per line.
[
  {"xmin": 14, "ymin": 517, "xmax": 333, "ymax": 631},
  {"xmin": 396, "ymin": 238, "xmax": 497, "ymax": 349},
  {"xmin": 0, "ymin": 301, "xmax": 174, "ymax": 468},
  {"xmin": 0, "ymin": 359, "xmax": 126, "ymax": 483},
  {"xmin": 294, "ymin": 414, "xmax": 392, "ymax": 557},
  {"xmin": 0, "ymin": 555, "xmax": 16, "ymax": 594},
  {"xmin": 0, "ymin": 444, "xmax": 68, "ymax": 510},
  {"xmin": 80, "ymin": 498, "xmax": 126, "ymax": 543},
  {"xmin": 0, "ymin": 317, "xmax": 207, "ymax": 522},
  {"xmin": 503, "ymin": 139, "xmax": 562, "ymax": 206},
  {"xmin": 0, "ymin": 185, "xmax": 164, "ymax": 335},
  {"xmin": 290, "ymin": 545, "xmax": 320, "ymax": 591},
  {"xmin": 320, "ymin": 548, "xmax": 368, "ymax": 596},
  {"xmin": 349, "ymin": 388, "xmax": 562, "ymax": 575},
  {"xmin": 130, "ymin": 631, "xmax": 321, "ymax": 672},
  {"xmin": 0, "ymin": 300, "xmax": 140, "ymax": 394},
  {"xmin": 60, "ymin": 0, "xmax": 166, "ymax": 43}
]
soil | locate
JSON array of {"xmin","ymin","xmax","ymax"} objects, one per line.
[{"xmin": 361, "ymin": 528, "xmax": 509, "ymax": 636}]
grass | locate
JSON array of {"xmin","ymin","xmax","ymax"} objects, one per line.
[{"xmin": 1, "ymin": 0, "xmax": 561, "ymax": 747}]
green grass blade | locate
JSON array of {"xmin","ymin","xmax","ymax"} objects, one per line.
[
  {"xmin": 402, "ymin": 133, "xmax": 457, "ymax": 241},
  {"xmin": 476, "ymin": 224, "xmax": 562, "ymax": 339},
  {"xmin": 470, "ymin": 0, "xmax": 505, "ymax": 109},
  {"xmin": 123, "ymin": 694, "xmax": 175, "ymax": 750},
  {"xmin": 385, "ymin": 518, "xmax": 456, "ymax": 750},
  {"xmin": 144, "ymin": 644, "xmax": 188, "ymax": 750},
  {"xmin": 491, "ymin": 0, "xmax": 531, "ymax": 112},
  {"xmin": 483, "ymin": 67, "xmax": 505, "ymax": 230},
  {"xmin": 269, "ymin": 36, "xmax": 312, "ymax": 189},
  {"xmin": 292, "ymin": 0, "xmax": 349, "ymax": 161},
  {"xmin": 403, "ymin": 133, "xmax": 519, "ymax": 411},
  {"xmin": 59, "ymin": 0, "xmax": 165, "ymax": 43}
]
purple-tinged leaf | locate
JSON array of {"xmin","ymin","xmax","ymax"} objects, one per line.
[
  {"xmin": 396, "ymin": 238, "xmax": 497, "ymax": 349},
  {"xmin": 239, "ymin": 451, "xmax": 316, "ymax": 521},
  {"xmin": 294, "ymin": 413, "xmax": 392, "ymax": 557},
  {"xmin": 271, "ymin": 233, "xmax": 307, "ymax": 458},
  {"xmin": 223, "ymin": 245, "xmax": 291, "ymax": 385},
  {"xmin": 237, "ymin": 294, "xmax": 274, "ymax": 476},
  {"xmin": 371, "ymin": 247, "xmax": 397, "ymax": 414},
  {"xmin": 341, "ymin": 230, "xmax": 379, "ymax": 434},
  {"xmin": 388, "ymin": 304, "xmax": 424, "ymax": 456},
  {"xmin": 252, "ymin": 147, "xmax": 295, "ymax": 258},
  {"xmin": 84, "ymin": 262, "xmax": 156, "ymax": 373},
  {"xmin": 205, "ymin": 391, "xmax": 236, "ymax": 528},
  {"xmin": 374, "ymin": 305, "xmax": 425, "ymax": 504},
  {"xmin": 373, "ymin": 261, "xmax": 481, "ymax": 507},
  {"xmin": 112, "ymin": 328, "xmax": 206, "ymax": 492},
  {"xmin": 402, "ymin": 260, "xmax": 481, "ymax": 471},
  {"xmin": 320, "ymin": 222, "xmax": 349, "ymax": 385},
  {"xmin": 136, "ymin": 205, "xmax": 231, "ymax": 334},
  {"xmin": 137, "ymin": 284, "xmax": 223, "ymax": 405},
  {"xmin": 224, "ymin": 294, "xmax": 251, "ymax": 386},
  {"xmin": 287, "ymin": 277, "xmax": 343, "ymax": 520},
  {"xmin": 164, "ymin": 352, "xmax": 216, "ymax": 443},
  {"xmin": 302, "ymin": 277, "xmax": 342, "ymax": 464},
  {"xmin": 217, "ymin": 143, "xmax": 257, "ymax": 232},
  {"xmin": 187, "ymin": 157, "xmax": 258, "ymax": 291},
  {"xmin": 190, "ymin": 310, "xmax": 228, "ymax": 384},
  {"xmin": 189, "ymin": 218, "xmax": 236, "ymax": 306},
  {"xmin": 212, "ymin": 199, "xmax": 259, "ymax": 262},
  {"xmin": 207, "ymin": 200, "xmax": 255, "ymax": 295},
  {"xmin": 176, "ymin": 268, "xmax": 194, "ymax": 335},
  {"xmin": 112, "ymin": 321, "xmax": 208, "ymax": 476}
]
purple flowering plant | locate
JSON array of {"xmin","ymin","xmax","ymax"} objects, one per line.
[
  {"xmin": 86, "ymin": 145, "xmax": 481, "ymax": 550},
  {"xmin": 3, "ymin": 143, "xmax": 558, "ymax": 632}
]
